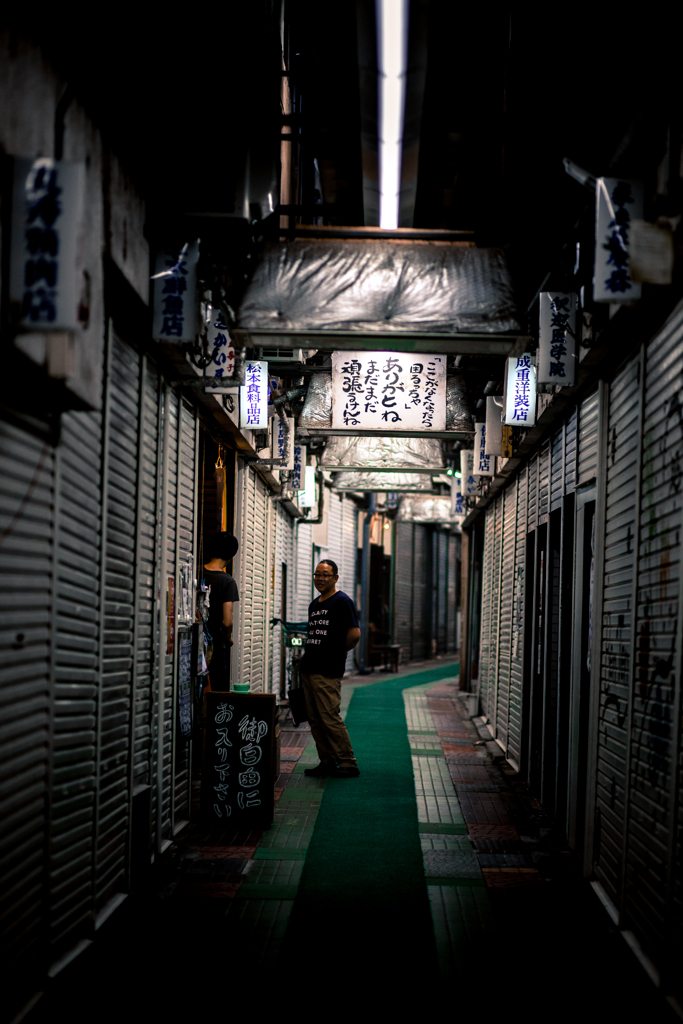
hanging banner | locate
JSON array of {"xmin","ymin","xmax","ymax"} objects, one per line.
[
  {"xmin": 460, "ymin": 449, "xmax": 477, "ymax": 496},
  {"xmin": 451, "ymin": 477, "xmax": 465, "ymax": 517},
  {"xmin": 240, "ymin": 360, "xmax": 268, "ymax": 429},
  {"xmin": 272, "ymin": 415, "xmax": 295, "ymax": 469},
  {"xmin": 331, "ymin": 351, "xmax": 447, "ymax": 431},
  {"xmin": 204, "ymin": 306, "xmax": 235, "ymax": 379},
  {"xmin": 152, "ymin": 239, "xmax": 199, "ymax": 342},
  {"xmin": 10, "ymin": 158, "xmax": 85, "ymax": 330},
  {"xmin": 538, "ymin": 292, "xmax": 577, "ymax": 386},
  {"xmin": 474, "ymin": 423, "xmax": 494, "ymax": 476},
  {"xmin": 594, "ymin": 178, "xmax": 643, "ymax": 304},
  {"xmin": 504, "ymin": 354, "xmax": 536, "ymax": 428},
  {"xmin": 299, "ymin": 465, "xmax": 317, "ymax": 507},
  {"xmin": 485, "ymin": 397, "xmax": 503, "ymax": 455},
  {"xmin": 291, "ymin": 445, "xmax": 305, "ymax": 490}
]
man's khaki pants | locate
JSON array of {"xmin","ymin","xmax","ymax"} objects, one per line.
[{"xmin": 301, "ymin": 673, "xmax": 357, "ymax": 768}]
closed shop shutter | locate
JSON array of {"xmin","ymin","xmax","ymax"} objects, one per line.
[
  {"xmin": 565, "ymin": 407, "xmax": 578, "ymax": 493},
  {"xmin": 436, "ymin": 530, "xmax": 449, "ymax": 654},
  {"xmin": 293, "ymin": 522, "xmax": 313, "ymax": 622},
  {"xmin": 0, "ymin": 422, "xmax": 54, "ymax": 979},
  {"xmin": 538, "ymin": 439, "xmax": 551, "ymax": 519},
  {"xmin": 622, "ymin": 309, "xmax": 683, "ymax": 964},
  {"xmin": 341, "ymin": 498, "xmax": 358, "ymax": 674},
  {"xmin": 527, "ymin": 454, "xmax": 538, "ymax": 531},
  {"xmin": 412, "ymin": 525, "xmax": 430, "ymax": 661},
  {"xmin": 578, "ymin": 389, "xmax": 599, "ymax": 484},
  {"xmin": 50, "ymin": 408, "xmax": 103, "ymax": 954},
  {"xmin": 550, "ymin": 426, "xmax": 564, "ymax": 510},
  {"xmin": 496, "ymin": 482, "xmax": 517, "ymax": 750},
  {"xmin": 478, "ymin": 505, "xmax": 495, "ymax": 718},
  {"xmin": 94, "ymin": 333, "xmax": 138, "ymax": 914},
  {"xmin": 327, "ymin": 491, "xmax": 343, "ymax": 565},
  {"xmin": 594, "ymin": 351, "xmax": 641, "ymax": 907},
  {"xmin": 395, "ymin": 522, "xmax": 413, "ymax": 660},
  {"xmin": 488, "ymin": 496, "xmax": 503, "ymax": 723},
  {"xmin": 234, "ymin": 466, "xmax": 269, "ymax": 693},
  {"xmin": 447, "ymin": 533, "xmax": 458, "ymax": 654},
  {"xmin": 508, "ymin": 472, "xmax": 528, "ymax": 769}
]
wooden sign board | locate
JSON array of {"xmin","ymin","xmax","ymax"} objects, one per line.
[{"xmin": 201, "ymin": 691, "xmax": 277, "ymax": 829}]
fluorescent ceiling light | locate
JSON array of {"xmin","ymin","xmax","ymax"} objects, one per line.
[{"xmin": 377, "ymin": 0, "xmax": 408, "ymax": 229}]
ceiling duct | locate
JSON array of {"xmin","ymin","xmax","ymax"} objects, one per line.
[
  {"xmin": 236, "ymin": 240, "xmax": 521, "ymax": 342},
  {"xmin": 320, "ymin": 435, "xmax": 444, "ymax": 472},
  {"xmin": 397, "ymin": 495, "xmax": 461, "ymax": 525},
  {"xmin": 332, "ymin": 472, "xmax": 434, "ymax": 492}
]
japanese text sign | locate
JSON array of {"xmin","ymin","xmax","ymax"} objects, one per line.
[
  {"xmin": 10, "ymin": 158, "xmax": 85, "ymax": 330},
  {"xmin": 291, "ymin": 445, "xmax": 304, "ymax": 490},
  {"xmin": 201, "ymin": 692, "xmax": 275, "ymax": 827},
  {"xmin": 152, "ymin": 240, "xmax": 199, "ymax": 342},
  {"xmin": 331, "ymin": 351, "xmax": 446, "ymax": 430},
  {"xmin": 204, "ymin": 306, "xmax": 235, "ymax": 379},
  {"xmin": 240, "ymin": 360, "xmax": 268, "ymax": 429},
  {"xmin": 460, "ymin": 449, "xmax": 477, "ymax": 496},
  {"xmin": 474, "ymin": 423, "xmax": 494, "ymax": 476},
  {"xmin": 504, "ymin": 354, "xmax": 536, "ymax": 428},
  {"xmin": 451, "ymin": 478, "xmax": 465, "ymax": 517},
  {"xmin": 594, "ymin": 178, "xmax": 643, "ymax": 303},
  {"xmin": 273, "ymin": 415, "xmax": 294, "ymax": 469},
  {"xmin": 538, "ymin": 292, "xmax": 577, "ymax": 386}
]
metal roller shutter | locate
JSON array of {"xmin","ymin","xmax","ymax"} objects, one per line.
[
  {"xmin": 436, "ymin": 531, "xmax": 449, "ymax": 654},
  {"xmin": 593, "ymin": 351, "xmax": 641, "ymax": 907},
  {"xmin": 496, "ymin": 482, "xmax": 517, "ymax": 750},
  {"xmin": 622, "ymin": 309, "xmax": 683, "ymax": 964},
  {"xmin": 447, "ymin": 533, "xmax": 457, "ymax": 655},
  {"xmin": 234, "ymin": 466, "xmax": 269, "ymax": 693},
  {"xmin": 293, "ymin": 522, "xmax": 313, "ymax": 622},
  {"xmin": 478, "ymin": 505, "xmax": 495, "ymax": 718},
  {"xmin": 550, "ymin": 427, "xmax": 564, "ymax": 511},
  {"xmin": 50, "ymin": 409, "xmax": 102, "ymax": 954},
  {"xmin": 395, "ymin": 522, "xmax": 413, "ymax": 660},
  {"xmin": 527, "ymin": 454, "xmax": 538, "ymax": 531},
  {"xmin": 341, "ymin": 498, "xmax": 358, "ymax": 674},
  {"xmin": 508, "ymin": 472, "xmax": 528, "ymax": 769},
  {"xmin": 0, "ymin": 422, "xmax": 54, "ymax": 981},
  {"xmin": 412, "ymin": 524, "xmax": 430, "ymax": 661},
  {"xmin": 578, "ymin": 389, "xmax": 599, "ymax": 484},
  {"xmin": 538, "ymin": 439, "xmax": 550, "ymax": 519},
  {"xmin": 488, "ymin": 496, "xmax": 503, "ymax": 724},
  {"xmin": 565, "ymin": 407, "xmax": 578, "ymax": 493},
  {"xmin": 272, "ymin": 502, "xmax": 294, "ymax": 694}
]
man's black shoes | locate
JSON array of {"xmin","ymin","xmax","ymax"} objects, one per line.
[
  {"xmin": 303, "ymin": 763, "xmax": 335, "ymax": 777},
  {"xmin": 329, "ymin": 766, "xmax": 360, "ymax": 778}
]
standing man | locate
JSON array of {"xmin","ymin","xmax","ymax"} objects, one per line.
[
  {"xmin": 201, "ymin": 532, "xmax": 239, "ymax": 690},
  {"xmin": 299, "ymin": 559, "xmax": 361, "ymax": 778}
]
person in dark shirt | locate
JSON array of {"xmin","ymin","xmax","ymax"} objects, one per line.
[
  {"xmin": 201, "ymin": 532, "xmax": 239, "ymax": 690},
  {"xmin": 299, "ymin": 559, "xmax": 361, "ymax": 778}
]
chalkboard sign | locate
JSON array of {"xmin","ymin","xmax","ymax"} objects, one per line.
[
  {"xmin": 201, "ymin": 691, "xmax": 277, "ymax": 828},
  {"xmin": 178, "ymin": 629, "xmax": 193, "ymax": 739}
]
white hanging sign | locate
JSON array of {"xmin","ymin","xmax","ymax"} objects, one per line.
[
  {"xmin": 204, "ymin": 306, "xmax": 235, "ymax": 379},
  {"xmin": 273, "ymin": 415, "xmax": 294, "ymax": 469},
  {"xmin": 240, "ymin": 360, "xmax": 268, "ymax": 429},
  {"xmin": 504, "ymin": 354, "xmax": 536, "ymax": 427},
  {"xmin": 594, "ymin": 178, "xmax": 643, "ymax": 303},
  {"xmin": 299, "ymin": 465, "xmax": 316, "ymax": 507},
  {"xmin": 538, "ymin": 292, "xmax": 577, "ymax": 386},
  {"xmin": 10, "ymin": 158, "xmax": 85, "ymax": 330},
  {"xmin": 474, "ymin": 423, "xmax": 494, "ymax": 476},
  {"xmin": 331, "ymin": 351, "xmax": 446, "ymax": 430},
  {"xmin": 152, "ymin": 240, "xmax": 199, "ymax": 342},
  {"xmin": 291, "ymin": 445, "xmax": 305, "ymax": 490},
  {"xmin": 451, "ymin": 477, "xmax": 465, "ymax": 517},
  {"xmin": 460, "ymin": 449, "xmax": 477, "ymax": 496},
  {"xmin": 485, "ymin": 397, "xmax": 502, "ymax": 455}
]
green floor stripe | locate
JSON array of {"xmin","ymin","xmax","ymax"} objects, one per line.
[
  {"xmin": 254, "ymin": 848, "xmax": 307, "ymax": 860},
  {"xmin": 283, "ymin": 662, "xmax": 459, "ymax": 992},
  {"xmin": 419, "ymin": 822, "xmax": 468, "ymax": 834}
]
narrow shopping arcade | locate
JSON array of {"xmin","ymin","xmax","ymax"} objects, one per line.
[{"xmin": 1, "ymin": 6, "xmax": 682, "ymax": 1022}]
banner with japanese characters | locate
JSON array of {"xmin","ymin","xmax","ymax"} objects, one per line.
[
  {"xmin": 460, "ymin": 449, "xmax": 477, "ymax": 496},
  {"xmin": 240, "ymin": 360, "xmax": 268, "ymax": 429},
  {"xmin": 272, "ymin": 414, "xmax": 294, "ymax": 470},
  {"xmin": 451, "ymin": 477, "xmax": 465, "ymax": 517},
  {"xmin": 331, "ymin": 351, "xmax": 446, "ymax": 430},
  {"xmin": 594, "ymin": 178, "xmax": 643, "ymax": 304},
  {"xmin": 504, "ymin": 353, "xmax": 536, "ymax": 428},
  {"xmin": 152, "ymin": 240, "xmax": 199, "ymax": 342},
  {"xmin": 204, "ymin": 306, "xmax": 235, "ymax": 379},
  {"xmin": 474, "ymin": 423, "xmax": 494, "ymax": 476},
  {"xmin": 537, "ymin": 292, "xmax": 577, "ymax": 386},
  {"xmin": 291, "ymin": 445, "xmax": 305, "ymax": 491},
  {"xmin": 10, "ymin": 158, "xmax": 85, "ymax": 330}
]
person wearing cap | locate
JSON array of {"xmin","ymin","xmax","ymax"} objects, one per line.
[
  {"xmin": 201, "ymin": 532, "xmax": 239, "ymax": 690},
  {"xmin": 299, "ymin": 559, "xmax": 361, "ymax": 778}
]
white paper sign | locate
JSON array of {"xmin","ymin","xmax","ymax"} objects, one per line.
[
  {"xmin": 240, "ymin": 360, "xmax": 268, "ymax": 429},
  {"xmin": 204, "ymin": 306, "xmax": 235, "ymax": 379},
  {"xmin": 594, "ymin": 178, "xmax": 643, "ymax": 303},
  {"xmin": 291, "ymin": 445, "xmax": 305, "ymax": 490},
  {"xmin": 332, "ymin": 351, "xmax": 446, "ymax": 430},
  {"xmin": 474, "ymin": 423, "xmax": 494, "ymax": 476},
  {"xmin": 273, "ymin": 415, "xmax": 294, "ymax": 469},
  {"xmin": 460, "ymin": 449, "xmax": 477, "ymax": 496},
  {"xmin": 485, "ymin": 397, "xmax": 502, "ymax": 455},
  {"xmin": 10, "ymin": 158, "xmax": 85, "ymax": 330},
  {"xmin": 152, "ymin": 240, "xmax": 199, "ymax": 342},
  {"xmin": 538, "ymin": 292, "xmax": 577, "ymax": 386},
  {"xmin": 451, "ymin": 477, "xmax": 465, "ymax": 517},
  {"xmin": 299, "ymin": 465, "xmax": 316, "ymax": 507},
  {"xmin": 505, "ymin": 354, "xmax": 536, "ymax": 427}
]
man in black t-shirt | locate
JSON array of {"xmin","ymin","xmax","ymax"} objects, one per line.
[
  {"xmin": 201, "ymin": 533, "xmax": 239, "ymax": 690},
  {"xmin": 299, "ymin": 559, "xmax": 361, "ymax": 778}
]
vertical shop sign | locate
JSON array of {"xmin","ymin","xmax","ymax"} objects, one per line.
[
  {"xmin": 299, "ymin": 466, "xmax": 317, "ymax": 507},
  {"xmin": 204, "ymin": 307, "xmax": 235, "ymax": 379},
  {"xmin": 291, "ymin": 445, "xmax": 304, "ymax": 490},
  {"xmin": 10, "ymin": 158, "xmax": 85, "ymax": 329},
  {"xmin": 538, "ymin": 292, "xmax": 577, "ymax": 386},
  {"xmin": 460, "ymin": 449, "xmax": 477, "ymax": 496},
  {"xmin": 331, "ymin": 351, "xmax": 447, "ymax": 430},
  {"xmin": 594, "ymin": 178, "xmax": 643, "ymax": 303},
  {"xmin": 451, "ymin": 478, "xmax": 465, "ymax": 517},
  {"xmin": 504, "ymin": 354, "xmax": 536, "ymax": 427},
  {"xmin": 273, "ymin": 415, "xmax": 295, "ymax": 469},
  {"xmin": 485, "ymin": 397, "xmax": 503, "ymax": 455},
  {"xmin": 474, "ymin": 423, "xmax": 494, "ymax": 476},
  {"xmin": 240, "ymin": 360, "xmax": 268, "ymax": 429},
  {"xmin": 152, "ymin": 240, "xmax": 199, "ymax": 342}
]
